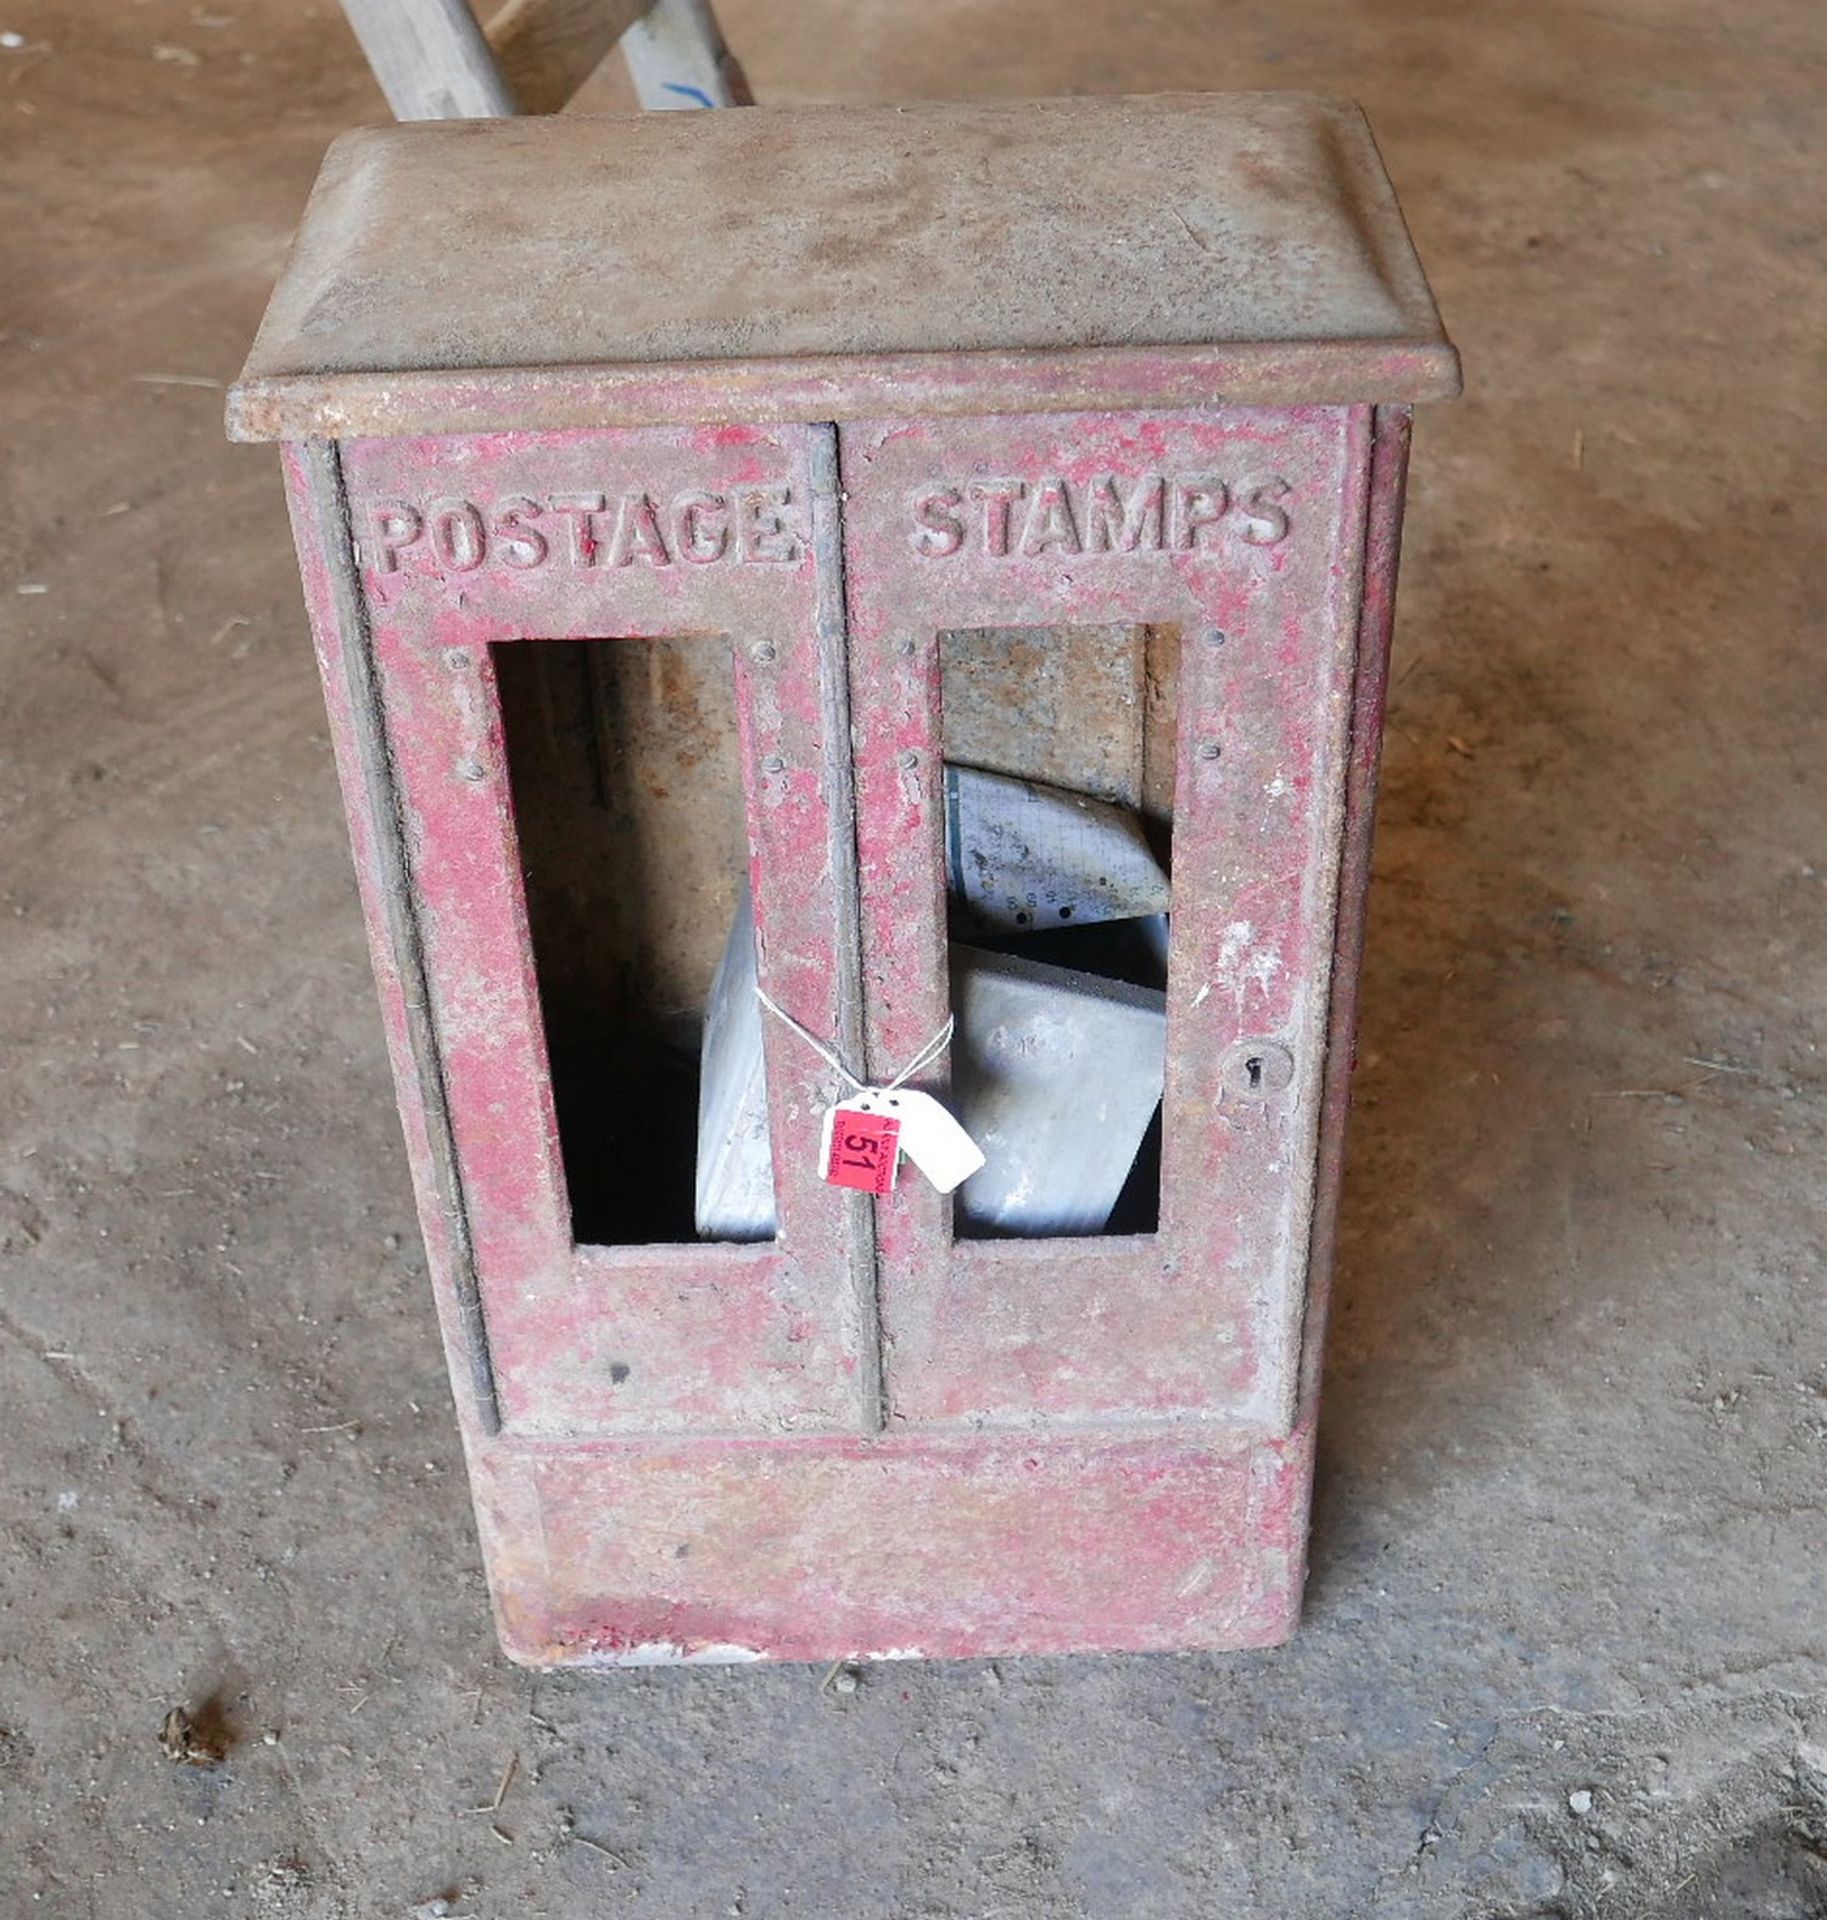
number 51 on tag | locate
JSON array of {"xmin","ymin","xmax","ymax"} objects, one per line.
[{"xmin": 820, "ymin": 1103, "xmax": 900, "ymax": 1195}]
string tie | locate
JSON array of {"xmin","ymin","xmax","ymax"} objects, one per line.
[{"xmin": 755, "ymin": 986, "xmax": 954, "ymax": 1096}]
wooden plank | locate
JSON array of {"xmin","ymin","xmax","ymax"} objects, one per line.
[
  {"xmin": 620, "ymin": 0, "xmax": 751, "ymax": 109},
  {"xmin": 488, "ymin": 0, "xmax": 647, "ymax": 115},
  {"xmin": 338, "ymin": 0, "xmax": 515, "ymax": 119}
]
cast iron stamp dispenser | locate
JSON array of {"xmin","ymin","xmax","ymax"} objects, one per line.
[{"xmin": 230, "ymin": 94, "xmax": 1458, "ymax": 1664}]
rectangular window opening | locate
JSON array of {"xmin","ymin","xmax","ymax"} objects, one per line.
[
  {"xmin": 939, "ymin": 624, "xmax": 1179, "ymax": 1241},
  {"xmin": 493, "ymin": 636, "xmax": 772, "ymax": 1247}
]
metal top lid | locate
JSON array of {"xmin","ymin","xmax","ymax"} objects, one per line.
[{"xmin": 227, "ymin": 92, "xmax": 1458, "ymax": 442}]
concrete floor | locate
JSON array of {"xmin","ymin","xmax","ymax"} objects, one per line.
[{"xmin": 2, "ymin": 0, "xmax": 1824, "ymax": 1913}]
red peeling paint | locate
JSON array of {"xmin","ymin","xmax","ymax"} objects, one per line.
[{"xmin": 277, "ymin": 395, "xmax": 1415, "ymax": 1664}]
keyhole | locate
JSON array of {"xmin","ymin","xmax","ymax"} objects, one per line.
[{"xmin": 1226, "ymin": 1038, "xmax": 1294, "ymax": 1098}]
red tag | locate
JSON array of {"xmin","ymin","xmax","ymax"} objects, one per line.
[{"xmin": 822, "ymin": 1104, "xmax": 901, "ymax": 1195}]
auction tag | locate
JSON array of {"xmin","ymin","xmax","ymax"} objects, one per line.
[
  {"xmin": 878, "ymin": 1089, "xmax": 986, "ymax": 1194},
  {"xmin": 820, "ymin": 1099, "xmax": 901, "ymax": 1195}
]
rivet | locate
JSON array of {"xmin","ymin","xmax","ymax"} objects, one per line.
[
  {"xmin": 897, "ymin": 748, "xmax": 921, "ymax": 771},
  {"xmin": 750, "ymin": 641, "xmax": 778, "ymax": 664},
  {"xmin": 760, "ymin": 754, "xmax": 787, "ymax": 775},
  {"xmin": 894, "ymin": 638, "xmax": 918, "ymax": 658},
  {"xmin": 441, "ymin": 647, "xmax": 471, "ymax": 671},
  {"xmin": 1205, "ymin": 628, "xmax": 1228, "ymax": 648},
  {"xmin": 1197, "ymin": 741, "xmax": 1222, "ymax": 762},
  {"xmin": 454, "ymin": 756, "xmax": 486, "ymax": 783}
]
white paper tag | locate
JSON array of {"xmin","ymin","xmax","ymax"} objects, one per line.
[{"xmin": 875, "ymin": 1088, "xmax": 986, "ymax": 1194}]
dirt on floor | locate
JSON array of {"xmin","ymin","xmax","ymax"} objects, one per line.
[{"xmin": 1, "ymin": 0, "xmax": 1825, "ymax": 1915}]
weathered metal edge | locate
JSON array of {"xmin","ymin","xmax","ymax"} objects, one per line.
[
  {"xmin": 226, "ymin": 340, "xmax": 1463, "ymax": 443},
  {"xmin": 479, "ymin": 1406, "xmax": 1291, "ymax": 1456},
  {"xmin": 805, "ymin": 424, "xmax": 888, "ymax": 1436},
  {"xmin": 300, "ymin": 438, "xmax": 505, "ymax": 1436},
  {"xmin": 1293, "ymin": 403, "xmax": 1413, "ymax": 1418},
  {"xmin": 1260, "ymin": 403, "xmax": 1376, "ymax": 1437}
]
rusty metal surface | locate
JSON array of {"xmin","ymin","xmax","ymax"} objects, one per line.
[
  {"xmin": 842, "ymin": 405, "xmax": 1371, "ymax": 1433},
  {"xmin": 253, "ymin": 97, "xmax": 1451, "ymax": 1651},
  {"xmin": 227, "ymin": 94, "xmax": 1458, "ymax": 441},
  {"xmin": 278, "ymin": 396, "xmax": 1407, "ymax": 1660},
  {"xmin": 942, "ymin": 626, "xmax": 1149, "ymax": 807},
  {"xmin": 229, "ymin": 341, "xmax": 1459, "ymax": 441},
  {"xmin": 1295, "ymin": 404, "xmax": 1412, "ymax": 1413},
  {"xmin": 283, "ymin": 440, "xmax": 503, "ymax": 1434},
  {"xmin": 474, "ymin": 1423, "xmax": 1317, "ymax": 1664},
  {"xmin": 330, "ymin": 422, "xmax": 880, "ymax": 1439},
  {"xmin": 278, "ymin": 393, "xmax": 1412, "ymax": 1660}
]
